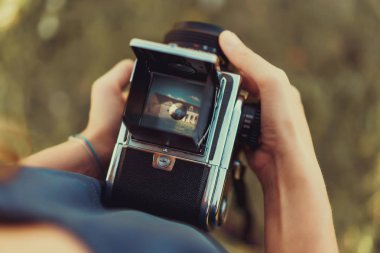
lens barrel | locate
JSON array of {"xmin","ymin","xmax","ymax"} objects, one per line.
[{"xmin": 164, "ymin": 21, "xmax": 230, "ymax": 70}]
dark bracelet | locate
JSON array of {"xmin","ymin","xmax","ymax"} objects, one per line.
[{"xmin": 68, "ymin": 134, "xmax": 104, "ymax": 177}]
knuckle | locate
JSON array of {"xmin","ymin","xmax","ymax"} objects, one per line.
[
  {"xmin": 291, "ymin": 85, "xmax": 300, "ymax": 95},
  {"xmin": 91, "ymin": 81, "xmax": 104, "ymax": 96},
  {"xmin": 259, "ymin": 68, "xmax": 289, "ymax": 87},
  {"xmin": 91, "ymin": 81, "xmax": 100, "ymax": 91},
  {"xmin": 290, "ymin": 85, "xmax": 301, "ymax": 100},
  {"xmin": 235, "ymin": 47, "xmax": 252, "ymax": 66},
  {"xmin": 273, "ymin": 68, "xmax": 288, "ymax": 83},
  {"xmin": 92, "ymin": 78, "xmax": 105, "ymax": 90}
]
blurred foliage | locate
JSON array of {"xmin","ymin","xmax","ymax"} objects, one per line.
[{"xmin": 1, "ymin": 0, "xmax": 380, "ymax": 252}]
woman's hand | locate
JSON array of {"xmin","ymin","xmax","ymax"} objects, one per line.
[
  {"xmin": 21, "ymin": 60, "xmax": 134, "ymax": 178},
  {"xmin": 82, "ymin": 60, "xmax": 134, "ymax": 167},
  {"xmin": 219, "ymin": 31, "xmax": 339, "ymax": 253}
]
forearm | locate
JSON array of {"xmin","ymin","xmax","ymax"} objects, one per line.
[
  {"xmin": 20, "ymin": 139, "xmax": 102, "ymax": 179},
  {"xmin": 263, "ymin": 155, "xmax": 339, "ymax": 253}
]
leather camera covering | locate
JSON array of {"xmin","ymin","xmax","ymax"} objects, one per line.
[{"xmin": 109, "ymin": 148, "xmax": 210, "ymax": 228}]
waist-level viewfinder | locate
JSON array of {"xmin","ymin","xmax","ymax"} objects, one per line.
[{"xmin": 125, "ymin": 38, "xmax": 220, "ymax": 153}]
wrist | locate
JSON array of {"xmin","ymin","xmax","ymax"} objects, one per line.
[
  {"xmin": 81, "ymin": 128, "xmax": 114, "ymax": 168},
  {"xmin": 262, "ymin": 149, "xmax": 332, "ymax": 212},
  {"xmin": 260, "ymin": 141, "xmax": 321, "ymax": 189},
  {"xmin": 262, "ymin": 156, "xmax": 337, "ymax": 253}
]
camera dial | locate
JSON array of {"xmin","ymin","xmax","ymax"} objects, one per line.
[
  {"xmin": 164, "ymin": 21, "xmax": 229, "ymax": 70},
  {"xmin": 239, "ymin": 103, "xmax": 261, "ymax": 149}
]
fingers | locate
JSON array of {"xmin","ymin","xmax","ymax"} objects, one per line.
[
  {"xmin": 94, "ymin": 59, "xmax": 134, "ymax": 91},
  {"xmin": 219, "ymin": 31, "xmax": 290, "ymax": 94}
]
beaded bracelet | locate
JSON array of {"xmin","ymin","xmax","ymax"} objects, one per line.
[{"xmin": 68, "ymin": 134, "xmax": 104, "ymax": 177}]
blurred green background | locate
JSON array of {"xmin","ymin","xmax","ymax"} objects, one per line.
[{"xmin": 1, "ymin": 0, "xmax": 380, "ymax": 252}]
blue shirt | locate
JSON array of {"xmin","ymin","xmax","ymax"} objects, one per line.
[{"xmin": 0, "ymin": 167, "xmax": 226, "ymax": 253}]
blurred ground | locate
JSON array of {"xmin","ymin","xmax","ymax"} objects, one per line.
[{"xmin": 1, "ymin": 0, "xmax": 380, "ymax": 252}]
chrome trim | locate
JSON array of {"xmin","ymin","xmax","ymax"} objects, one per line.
[
  {"xmin": 199, "ymin": 72, "xmax": 242, "ymax": 229},
  {"xmin": 209, "ymin": 168, "xmax": 228, "ymax": 226},
  {"xmin": 127, "ymin": 138, "xmax": 207, "ymax": 164},
  {"xmin": 105, "ymin": 122, "xmax": 128, "ymax": 196},
  {"xmin": 129, "ymin": 59, "xmax": 137, "ymax": 83},
  {"xmin": 199, "ymin": 164, "xmax": 218, "ymax": 229},
  {"xmin": 196, "ymin": 76, "xmax": 226, "ymax": 147},
  {"xmin": 208, "ymin": 97, "xmax": 244, "ymax": 226},
  {"xmin": 130, "ymin": 38, "xmax": 218, "ymax": 64},
  {"xmin": 117, "ymin": 122, "xmax": 128, "ymax": 143},
  {"xmin": 204, "ymin": 76, "xmax": 226, "ymax": 160},
  {"xmin": 209, "ymin": 73, "xmax": 241, "ymax": 166},
  {"xmin": 219, "ymin": 98, "xmax": 243, "ymax": 170}
]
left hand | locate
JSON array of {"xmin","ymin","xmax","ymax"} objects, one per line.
[{"xmin": 82, "ymin": 59, "xmax": 134, "ymax": 167}]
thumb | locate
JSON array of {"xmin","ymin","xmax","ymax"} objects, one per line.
[
  {"xmin": 94, "ymin": 59, "xmax": 134, "ymax": 91},
  {"xmin": 219, "ymin": 31, "xmax": 289, "ymax": 94}
]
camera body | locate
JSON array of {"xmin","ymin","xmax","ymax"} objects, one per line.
[{"xmin": 105, "ymin": 22, "xmax": 260, "ymax": 230}]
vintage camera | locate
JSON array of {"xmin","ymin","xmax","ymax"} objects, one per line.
[{"xmin": 105, "ymin": 22, "xmax": 260, "ymax": 230}]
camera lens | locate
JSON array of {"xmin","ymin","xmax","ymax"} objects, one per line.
[{"xmin": 164, "ymin": 21, "xmax": 229, "ymax": 70}]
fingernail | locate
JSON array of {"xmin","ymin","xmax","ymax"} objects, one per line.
[{"xmin": 221, "ymin": 30, "xmax": 243, "ymax": 51}]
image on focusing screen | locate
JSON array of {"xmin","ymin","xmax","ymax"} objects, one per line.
[{"xmin": 141, "ymin": 75, "xmax": 203, "ymax": 136}]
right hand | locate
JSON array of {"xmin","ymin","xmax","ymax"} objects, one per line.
[
  {"xmin": 219, "ymin": 31, "xmax": 320, "ymax": 190},
  {"xmin": 219, "ymin": 31, "xmax": 339, "ymax": 253}
]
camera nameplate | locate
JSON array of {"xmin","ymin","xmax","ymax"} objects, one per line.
[{"xmin": 152, "ymin": 153, "xmax": 176, "ymax": 171}]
